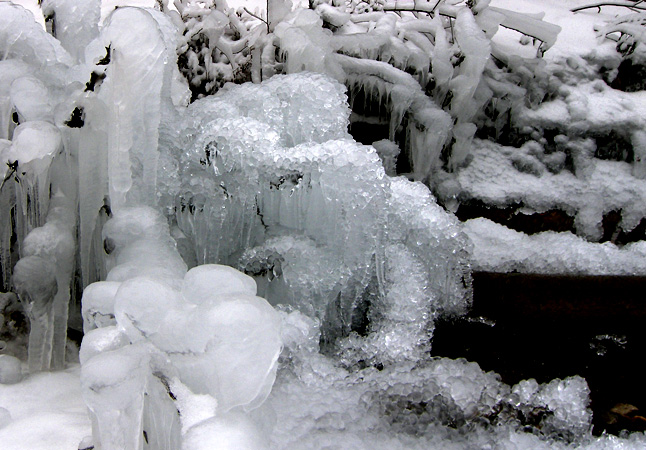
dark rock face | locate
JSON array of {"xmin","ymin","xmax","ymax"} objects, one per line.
[
  {"xmin": 455, "ymin": 200, "xmax": 575, "ymax": 236},
  {"xmin": 611, "ymin": 58, "xmax": 646, "ymax": 93},
  {"xmin": 454, "ymin": 199, "xmax": 646, "ymax": 245}
]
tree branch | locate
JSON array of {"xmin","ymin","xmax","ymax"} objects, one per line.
[
  {"xmin": 571, "ymin": 1, "xmax": 646, "ymax": 12},
  {"xmin": 244, "ymin": 7, "xmax": 269, "ymax": 33}
]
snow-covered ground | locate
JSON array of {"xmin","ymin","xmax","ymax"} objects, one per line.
[{"xmin": 0, "ymin": 365, "xmax": 90, "ymax": 450}]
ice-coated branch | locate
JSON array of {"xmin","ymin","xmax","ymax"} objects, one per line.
[{"xmin": 487, "ymin": 6, "xmax": 561, "ymax": 51}]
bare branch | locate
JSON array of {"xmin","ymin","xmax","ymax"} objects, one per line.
[
  {"xmin": 571, "ymin": 1, "xmax": 646, "ymax": 13},
  {"xmin": 244, "ymin": 7, "xmax": 269, "ymax": 33}
]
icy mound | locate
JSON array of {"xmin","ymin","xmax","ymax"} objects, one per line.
[
  {"xmin": 254, "ymin": 310, "xmax": 596, "ymax": 450},
  {"xmin": 169, "ymin": 72, "xmax": 471, "ymax": 365},
  {"xmin": 80, "ymin": 207, "xmax": 282, "ymax": 448}
]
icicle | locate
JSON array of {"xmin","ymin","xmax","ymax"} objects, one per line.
[
  {"xmin": 96, "ymin": 8, "xmax": 175, "ymax": 211},
  {"xmin": 77, "ymin": 97, "xmax": 109, "ymax": 287},
  {"xmin": 4, "ymin": 121, "xmax": 63, "ymax": 243},
  {"xmin": 447, "ymin": 8, "xmax": 491, "ymax": 170},
  {"xmin": 12, "ymin": 255, "xmax": 57, "ymax": 373}
]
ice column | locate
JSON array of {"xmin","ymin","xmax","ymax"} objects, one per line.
[
  {"xmin": 95, "ymin": 7, "xmax": 173, "ymax": 211},
  {"xmin": 12, "ymin": 256, "xmax": 57, "ymax": 373},
  {"xmin": 1, "ymin": 120, "xmax": 76, "ymax": 370},
  {"xmin": 21, "ymin": 193, "xmax": 76, "ymax": 369},
  {"xmin": 448, "ymin": 8, "xmax": 491, "ymax": 170}
]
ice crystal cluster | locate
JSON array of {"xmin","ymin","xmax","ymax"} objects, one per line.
[{"xmin": 0, "ymin": 0, "xmax": 638, "ymax": 449}]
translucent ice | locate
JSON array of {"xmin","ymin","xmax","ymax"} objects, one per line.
[
  {"xmin": 40, "ymin": 0, "xmax": 101, "ymax": 63},
  {"xmin": 93, "ymin": 7, "xmax": 178, "ymax": 210},
  {"xmin": 81, "ymin": 343, "xmax": 154, "ymax": 450},
  {"xmin": 101, "ymin": 207, "xmax": 188, "ymax": 285},
  {"xmin": 0, "ymin": 2, "xmax": 73, "ymax": 69},
  {"xmin": 3, "ymin": 121, "xmax": 63, "ymax": 235},
  {"xmin": 181, "ymin": 264, "xmax": 257, "ymax": 302},
  {"xmin": 80, "ymin": 282, "xmax": 121, "ymax": 332},
  {"xmin": 172, "ymin": 73, "xmax": 471, "ymax": 368},
  {"xmin": 21, "ymin": 206, "xmax": 76, "ymax": 369},
  {"xmin": 79, "ymin": 326, "xmax": 129, "ymax": 365},
  {"xmin": 113, "ymin": 275, "xmax": 282, "ymax": 412},
  {"xmin": 12, "ymin": 255, "xmax": 57, "ymax": 373},
  {"xmin": 81, "ymin": 206, "xmax": 282, "ymax": 448},
  {"xmin": 10, "ymin": 76, "xmax": 53, "ymax": 124}
]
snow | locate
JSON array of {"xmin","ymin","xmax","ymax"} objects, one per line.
[
  {"xmin": 465, "ymin": 218, "xmax": 646, "ymax": 275},
  {"xmin": 489, "ymin": 0, "xmax": 619, "ymax": 59},
  {"xmin": 449, "ymin": 139, "xmax": 646, "ymax": 240},
  {"xmin": 0, "ymin": 364, "xmax": 91, "ymax": 450}
]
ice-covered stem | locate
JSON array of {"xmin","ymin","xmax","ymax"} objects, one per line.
[
  {"xmin": 12, "ymin": 255, "xmax": 57, "ymax": 373},
  {"xmin": 336, "ymin": 53, "xmax": 452, "ymax": 179},
  {"xmin": 597, "ymin": 12, "xmax": 646, "ymax": 55},
  {"xmin": 447, "ymin": 8, "xmax": 491, "ymax": 170},
  {"xmin": 379, "ymin": 1, "xmax": 561, "ymax": 51}
]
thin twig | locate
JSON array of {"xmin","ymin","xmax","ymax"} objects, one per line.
[
  {"xmin": 244, "ymin": 7, "xmax": 269, "ymax": 33},
  {"xmin": 0, "ymin": 161, "xmax": 18, "ymax": 192},
  {"xmin": 571, "ymin": 1, "xmax": 646, "ymax": 12}
]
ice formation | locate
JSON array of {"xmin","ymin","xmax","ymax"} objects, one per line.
[{"xmin": 1, "ymin": 0, "xmax": 645, "ymax": 449}]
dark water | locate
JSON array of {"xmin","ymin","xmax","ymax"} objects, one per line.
[{"xmin": 432, "ymin": 272, "xmax": 646, "ymax": 435}]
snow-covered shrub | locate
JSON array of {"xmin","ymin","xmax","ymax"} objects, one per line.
[
  {"xmin": 166, "ymin": 0, "xmax": 561, "ymax": 181},
  {"xmin": 172, "ymin": 0, "xmax": 259, "ymax": 100}
]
